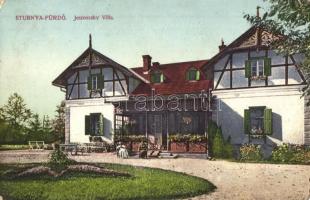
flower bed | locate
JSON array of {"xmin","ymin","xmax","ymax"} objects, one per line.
[
  {"xmin": 170, "ymin": 142, "xmax": 188, "ymax": 152},
  {"xmin": 115, "ymin": 135, "xmax": 146, "ymax": 152},
  {"xmin": 169, "ymin": 134, "xmax": 207, "ymax": 153},
  {"xmin": 189, "ymin": 142, "xmax": 207, "ymax": 153}
]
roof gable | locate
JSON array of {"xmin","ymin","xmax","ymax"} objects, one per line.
[
  {"xmin": 52, "ymin": 47, "xmax": 148, "ymax": 87},
  {"xmin": 204, "ymin": 26, "xmax": 282, "ymax": 68}
]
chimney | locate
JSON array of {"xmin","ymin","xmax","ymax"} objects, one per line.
[
  {"xmin": 152, "ymin": 62, "xmax": 160, "ymax": 68},
  {"xmin": 218, "ymin": 38, "xmax": 226, "ymax": 52},
  {"xmin": 142, "ymin": 55, "xmax": 152, "ymax": 71},
  {"xmin": 256, "ymin": 6, "xmax": 261, "ymax": 18}
]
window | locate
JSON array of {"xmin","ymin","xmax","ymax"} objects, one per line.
[
  {"xmin": 251, "ymin": 59, "xmax": 264, "ymax": 77},
  {"xmin": 245, "ymin": 57, "xmax": 271, "ymax": 78},
  {"xmin": 244, "ymin": 107, "xmax": 272, "ymax": 135},
  {"xmin": 85, "ymin": 113, "xmax": 104, "ymax": 136},
  {"xmin": 186, "ymin": 68, "xmax": 200, "ymax": 81},
  {"xmin": 92, "ymin": 76, "xmax": 98, "ymax": 90},
  {"xmin": 87, "ymin": 74, "xmax": 104, "ymax": 91},
  {"xmin": 151, "ymin": 71, "xmax": 164, "ymax": 83}
]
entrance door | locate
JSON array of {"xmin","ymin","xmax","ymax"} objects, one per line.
[{"xmin": 154, "ymin": 114, "xmax": 162, "ymax": 146}]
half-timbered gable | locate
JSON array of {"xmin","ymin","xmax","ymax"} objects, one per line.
[
  {"xmin": 210, "ymin": 27, "xmax": 305, "ymax": 90},
  {"xmin": 206, "ymin": 26, "xmax": 308, "ymax": 148},
  {"xmin": 52, "ymin": 48, "xmax": 146, "ymax": 100}
]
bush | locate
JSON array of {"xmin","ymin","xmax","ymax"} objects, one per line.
[
  {"xmin": 46, "ymin": 147, "xmax": 76, "ymax": 172},
  {"xmin": 211, "ymin": 126, "xmax": 234, "ymax": 159},
  {"xmin": 212, "ymin": 128, "xmax": 224, "ymax": 158},
  {"xmin": 239, "ymin": 144, "xmax": 263, "ymax": 161},
  {"xmin": 223, "ymin": 143, "xmax": 234, "ymax": 158},
  {"xmin": 271, "ymin": 143, "xmax": 310, "ymax": 164}
]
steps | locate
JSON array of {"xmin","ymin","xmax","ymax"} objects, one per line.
[{"xmin": 158, "ymin": 152, "xmax": 178, "ymax": 159}]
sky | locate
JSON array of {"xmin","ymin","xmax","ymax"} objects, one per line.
[{"xmin": 0, "ymin": 0, "xmax": 267, "ymax": 117}]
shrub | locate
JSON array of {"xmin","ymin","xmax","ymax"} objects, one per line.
[
  {"xmin": 211, "ymin": 127, "xmax": 234, "ymax": 159},
  {"xmin": 46, "ymin": 147, "xmax": 76, "ymax": 172},
  {"xmin": 239, "ymin": 144, "xmax": 263, "ymax": 161},
  {"xmin": 207, "ymin": 120, "xmax": 218, "ymax": 145},
  {"xmin": 223, "ymin": 142, "xmax": 234, "ymax": 158},
  {"xmin": 271, "ymin": 143, "xmax": 310, "ymax": 164},
  {"xmin": 212, "ymin": 128, "xmax": 224, "ymax": 158}
]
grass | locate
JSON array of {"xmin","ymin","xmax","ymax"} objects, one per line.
[
  {"xmin": 0, "ymin": 163, "xmax": 215, "ymax": 200},
  {"xmin": 0, "ymin": 144, "xmax": 29, "ymax": 151}
]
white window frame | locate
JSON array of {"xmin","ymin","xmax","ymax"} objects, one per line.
[
  {"xmin": 91, "ymin": 75, "xmax": 98, "ymax": 90},
  {"xmin": 251, "ymin": 59, "xmax": 264, "ymax": 77}
]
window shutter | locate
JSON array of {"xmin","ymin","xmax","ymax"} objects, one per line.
[
  {"xmin": 264, "ymin": 108, "xmax": 273, "ymax": 135},
  {"xmin": 245, "ymin": 60, "xmax": 251, "ymax": 78},
  {"xmin": 99, "ymin": 75, "xmax": 105, "ymax": 89},
  {"xmin": 160, "ymin": 73, "xmax": 164, "ymax": 82},
  {"xmin": 244, "ymin": 109, "xmax": 250, "ymax": 134},
  {"xmin": 264, "ymin": 58, "xmax": 272, "ymax": 76},
  {"xmin": 99, "ymin": 114, "xmax": 104, "ymax": 136},
  {"xmin": 87, "ymin": 76, "xmax": 92, "ymax": 90},
  {"xmin": 186, "ymin": 71, "xmax": 189, "ymax": 80},
  {"xmin": 85, "ymin": 115, "xmax": 91, "ymax": 135},
  {"xmin": 195, "ymin": 70, "xmax": 200, "ymax": 80}
]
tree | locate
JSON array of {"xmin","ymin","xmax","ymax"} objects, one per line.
[
  {"xmin": 52, "ymin": 101, "xmax": 65, "ymax": 142},
  {"xmin": 42, "ymin": 115, "xmax": 55, "ymax": 143},
  {"xmin": 244, "ymin": 1, "xmax": 310, "ymax": 97},
  {"xmin": 26, "ymin": 113, "xmax": 43, "ymax": 141},
  {"xmin": 0, "ymin": 93, "xmax": 32, "ymax": 129}
]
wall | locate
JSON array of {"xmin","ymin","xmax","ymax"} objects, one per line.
[
  {"xmin": 65, "ymin": 98, "xmax": 115, "ymax": 143},
  {"xmin": 67, "ymin": 67, "xmax": 128, "ymax": 99},
  {"xmin": 212, "ymin": 85, "xmax": 305, "ymax": 145},
  {"xmin": 213, "ymin": 50, "xmax": 304, "ymax": 89}
]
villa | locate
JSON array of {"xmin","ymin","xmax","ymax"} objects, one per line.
[{"xmin": 52, "ymin": 25, "xmax": 309, "ymax": 153}]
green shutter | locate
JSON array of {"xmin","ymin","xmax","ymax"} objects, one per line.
[
  {"xmin": 87, "ymin": 76, "xmax": 92, "ymax": 90},
  {"xmin": 160, "ymin": 73, "xmax": 164, "ymax": 82},
  {"xmin": 264, "ymin": 108, "xmax": 273, "ymax": 135},
  {"xmin": 99, "ymin": 114, "xmax": 104, "ymax": 136},
  {"xmin": 244, "ymin": 109, "xmax": 250, "ymax": 134},
  {"xmin": 264, "ymin": 57, "xmax": 272, "ymax": 76},
  {"xmin": 98, "ymin": 75, "xmax": 105, "ymax": 89},
  {"xmin": 186, "ymin": 71, "xmax": 189, "ymax": 80},
  {"xmin": 85, "ymin": 115, "xmax": 91, "ymax": 135},
  {"xmin": 245, "ymin": 60, "xmax": 251, "ymax": 78},
  {"xmin": 195, "ymin": 70, "xmax": 200, "ymax": 80}
]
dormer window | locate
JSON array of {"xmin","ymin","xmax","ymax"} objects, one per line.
[
  {"xmin": 186, "ymin": 68, "xmax": 200, "ymax": 81},
  {"xmin": 245, "ymin": 57, "xmax": 271, "ymax": 79},
  {"xmin": 151, "ymin": 71, "xmax": 164, "ymax": 83},
  {"xmin": 87, "ymin": 74, "xmax": 104, "ymax": 90}
]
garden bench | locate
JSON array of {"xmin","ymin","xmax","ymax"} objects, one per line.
[
  {"xmin": 28, "ymin": 141, "xmax": 46, "ymax": 151},
  {"xmin": 59, "ymin": 143, "xmax": 86, "ymax": 156},
  {"xmin": 84, "ymin": 142, "xmax": 107, "ymax": 153}
]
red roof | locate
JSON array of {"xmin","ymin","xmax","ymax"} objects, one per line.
[{"xmin": 131, "ymin": 60, "xmax": 212, "ymax": 96}]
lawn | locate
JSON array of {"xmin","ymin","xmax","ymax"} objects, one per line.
[{"xmin": 0, "ymin": 163, "xmax": 215, "ymax": 200}]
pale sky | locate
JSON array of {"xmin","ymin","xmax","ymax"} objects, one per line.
[{"xmin": 0, "ymin": 0, "xmax": 267, "ymax": 117}]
